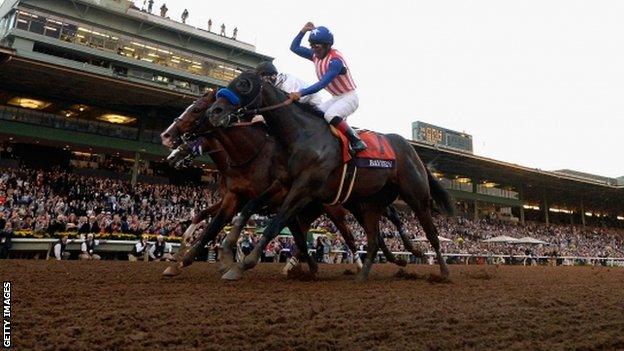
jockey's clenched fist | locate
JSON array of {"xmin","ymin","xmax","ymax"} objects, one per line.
[{"xmin": 301, "ymin": 22, "xmax": 315, "ymax": 33}]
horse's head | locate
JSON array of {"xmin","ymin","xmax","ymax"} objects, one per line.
[
  {"xmin": 160, "ymin": 89, "xmax": 216, "ymax": 149},
  {"xmin": 206, "ymin": 70, "xmax": 264, "ymax": 128}
]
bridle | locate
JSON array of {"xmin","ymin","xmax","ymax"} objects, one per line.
[
  {"xmin": 213, "ymin": 80, "xmax": 294, "ymax": 127},
  {"xmin": 174, "ymin": 96, "xmax": 216, "ymax": 145}
]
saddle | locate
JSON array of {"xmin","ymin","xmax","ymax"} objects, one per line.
[
  {"xmin": 329, "ymin": 127, "xmax": 396, "ymax": 167},
  {"xmin": 325, "ymin": 127, "xmax": 397, "ymax": 206}
]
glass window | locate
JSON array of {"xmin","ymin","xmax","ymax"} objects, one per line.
[
  {"xmin": 15, "ymin": 13, "xmax": 29, "ymax": 30},
  {"xmin": 29, "ymin": 18, "xmax": 45, "ymax": 34},
  {"xmin": 43, "ymin": 19, "xmax": 61, "ymax": 38}
]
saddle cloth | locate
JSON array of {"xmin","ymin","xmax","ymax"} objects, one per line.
[{"xmin": 330, "ymin": 127, "xmax": 396, "ymax": 168}]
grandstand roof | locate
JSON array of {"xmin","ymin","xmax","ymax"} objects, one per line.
[
  {"xmin": 0, "ymin": 49, "xmax": 195, "ymax": 110},
  {"xmin": 411, "ymin": 141, "xmax": 624, "ymax": 213}
]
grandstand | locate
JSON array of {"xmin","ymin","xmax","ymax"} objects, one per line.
[
  {"xmin": 0, "ymin": 0, "xmax": 622, "ymax": 230},
  {"xmin": 0, "ymin": 0, "xmax": 270, "ymax": 184}
]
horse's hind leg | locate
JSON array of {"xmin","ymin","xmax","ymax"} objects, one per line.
[
  {"xmin": 379, "ymin": 234, "xmax": 405, "ymax": 267},
  {"xmin": 324, "ymin": 206, "xmax": 364, "ymax": 271},
  {"xmin": 397, "ymin": 177, "xmax": 449, "ymax": 278},
  {"xmin": 352, "ymin": 207, "xmax": 382, "ymax": 281},
  {"xmin": 287, "ymin": 217, "xmax": 318, "ymax": 275},
  {"xmin": 401, "ymin": 194, "xmax": 449, "ymax": 278},
  {"xmin": 383, "ymin": 205, "xmax": 426, "ymax": 261},
  {"xmin": 416, "ymin": 208, "xmax": 448, "ymax": 278}
]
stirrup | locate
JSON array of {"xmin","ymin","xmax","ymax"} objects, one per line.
[{"xmin": 349, "ymin": 141, "xmax": 367, "ymax": 156}]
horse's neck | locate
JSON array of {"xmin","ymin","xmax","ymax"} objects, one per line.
[
  {"xmin": 202, "ymin": 137, "xmax": 228, "ymax": 172},
  {"xmin": 214, "ymin": 124, "xmax": 267, "ymax": 164},
  {"xmin": 262, "ymin": 94, "xmax": 326, "ymax": 153}
]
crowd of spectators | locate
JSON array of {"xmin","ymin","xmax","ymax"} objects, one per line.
[
  {"xmin": 0, "ymin": 167, "xmax": 218, "ymax": 238},
  {"xmin": 309, "ymin": 211, "xmax": 624, "ymax": 259},
  {"xmin": 1, "ymin": 166, "xmax": 623, "ymax": 261}
]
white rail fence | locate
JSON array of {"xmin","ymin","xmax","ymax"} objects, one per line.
[{"xmin": 7, "ymin": 239, "xmax": 624, "ymax": 266}]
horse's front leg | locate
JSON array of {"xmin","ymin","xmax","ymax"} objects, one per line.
[
  {"xmin": 163, "ymin": 201, "xmax": 222, "ymax": 276},
  {"xmin": 220, "ymin": 181, "xmax": 285, "ymax": 272},
  {"xmin": 222, "ymin": 181, "xmax": 316, "ymax": 280},
  {"xmin": 163, "ymin": 192, "xmax": 240, "ymax": 276}
]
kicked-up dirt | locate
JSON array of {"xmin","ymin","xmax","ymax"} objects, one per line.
[{"xmin": 1, "ymin": 261, "xmax": 623, "ymax": 350}]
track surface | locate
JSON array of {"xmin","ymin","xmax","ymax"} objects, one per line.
[{"xmin": 2, "ymin": 261, "xmax": 624, "ymax": 350}]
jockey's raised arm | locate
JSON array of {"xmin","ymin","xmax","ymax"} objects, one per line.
[{"xmin": 290, "ymin": 31, "xmax": 314, "ymax": 60}]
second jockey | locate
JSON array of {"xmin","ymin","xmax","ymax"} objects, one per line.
[
  {"xmin": 289, "ymin": 22, "xmax": 367, "ymax": 153},
  {"xmin": 255, "ymin": 61, "xmax": 324, "ymax": 111}
]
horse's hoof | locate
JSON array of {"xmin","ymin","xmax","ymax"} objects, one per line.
[
  {"xmin": 180, "ymin": 246, "xmax": 197, "ymax": 267},
  {"xmin": 441, "ymin": 266, "xmax": 450, "ymax": 279},
  {"xmin": 395, "ymin": 258, "xmax": 408, "ymax": 267},
  {"xmin": 355, "ymin": 264, "xmax": 362, "ymax": 273},
  {"xmin": 355, "ymin": 272, "xmax": 369, "ymax": 282},
  {"xmin": 162, "ymin": 264, "xmax": 182, "ymax": 277},
  {"xmin": 218, "ymin": 261, "xmax": 231, "ymax": 274},
  {"xmin": 222, "ymin": 264, "xmax": 243, "ymax": 281}
]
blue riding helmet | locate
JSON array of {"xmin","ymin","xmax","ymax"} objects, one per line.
[{"xmin": 308, "ymin": 26, "xmax": 333, "ymax": 46}]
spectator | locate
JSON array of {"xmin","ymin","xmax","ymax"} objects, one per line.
[
  {"xmin": 0, "ymin": 212, "xmax": 6, "ymax": 231},
  {"xmin": 106, "ymin": 214, "xmax": 124, "ymax": 233},
  {"xmin": 323, "ymin": 236, "xmax": 331, "ymax": 263},
  {"xmin": 79, "ymin": 233, "xmax": 101, "ymax": 260},
  {"xmin": 239, "ymin": 231, "xmax": 253, "ymax": 256},
  {"xmin": 330, "ymin": 237, "xmax": 344, "ymax": 263},
  {"xmin": 47, "ymin": 214, "xmax": 66, "ymax": 235},
  {"xmin": 147, "ymin": 0, "xmax": 154, "ymax": 13},
  {"xmin": 220, "ymin": 23, "xmax": 226, "ymax": 36},
  {"xmin": 315, "ymin": 236, "xmax": 324, "ymax": 263},
  {"xmin": 207, "ymin": 18, "xmax": 212, "ymax": 32},
  {"xmin": 128, "ymin": 236, "xmax": 149, "ymax": 261},
  {"xmin": 0, "ymin": 220, "xmax": 13, "ymax": 259},
  {"xmin": 181, "ymin": 9, "xmax": 189, "ymax": 24},
  {"xmin": 232, "ymin": 27, "xmax": 238, "ymax": 40},
  {"xmin": 159, "ymin": 3, "xmax": 168, "ymax": 17},
  {"xmin": 52, "ymin": 235, "xmax": 71, "ymax": 260},
  {"xmin": 79, "ymin": 215, "xmax": 100, "ymax": 234},
  {"xmin": 149, "ymin": 235, "xmax": 174, "ymax": 261}
]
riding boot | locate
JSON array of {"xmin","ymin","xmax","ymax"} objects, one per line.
[{"xmin": 329, "ymin": 117, "xmax": 367, "ymax": 154}]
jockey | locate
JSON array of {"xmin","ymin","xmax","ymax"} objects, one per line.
[
  {"xmin": 289, "ymin": 22, "xmax": 367, "ymax": 153},
  {"xmin": 255, "ymin": 61, "xmax": 324, "ymax": 112}
]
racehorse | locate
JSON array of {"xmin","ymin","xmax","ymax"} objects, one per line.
[
  {"xmin": 206, "ymin": 71, "xmax": 454, "ymax": 280},
  {"xmin": 160, "ymin": 91, "xmax": 421, "ymax": 277}
]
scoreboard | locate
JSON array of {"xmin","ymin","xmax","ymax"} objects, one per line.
[{"xmin": 412, "ymin": 121, "xmax": 473, "ymax": 153}]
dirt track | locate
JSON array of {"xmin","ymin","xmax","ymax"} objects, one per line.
[{"xmin": 2, "ymin": 261, "xmax": 624, "ymax": 350}]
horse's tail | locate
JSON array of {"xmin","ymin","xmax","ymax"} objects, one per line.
[{"xmin": 426, "ymin": 168, "xmax": 455, "ymax": 216}]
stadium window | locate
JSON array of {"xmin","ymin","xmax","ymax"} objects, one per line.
[
  {"xmin": 43, "ymin": 19, "xmax": 61, "ymax": 38},
  {"xmin": 15, "ymin": 12, "xmax": 32, "ymax": 30},
  {"xmin": 28, "ymin": 18, "xmax": 45, "ymax": 35}
]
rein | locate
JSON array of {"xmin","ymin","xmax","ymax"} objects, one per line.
[
  {"xmin": 223, "ymin": 82, "xmax": 294, "ymax": 124},
  {"xmin": 241, "ymin": 98, "xmax": 294, "ymax": 116}
]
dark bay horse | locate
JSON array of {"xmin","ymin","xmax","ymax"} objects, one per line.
[
  {"xmin": 207, "ymin": 71, "xmax": 454, "ymax": 280},
  {"xmin": 160, "ymin": 92, "xmax": 418, "ymax": 277}
]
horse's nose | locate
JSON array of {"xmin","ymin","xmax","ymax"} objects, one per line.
[{"xmin": 161, "ymin": 132, "xmax": 173, "ymax": 148}]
